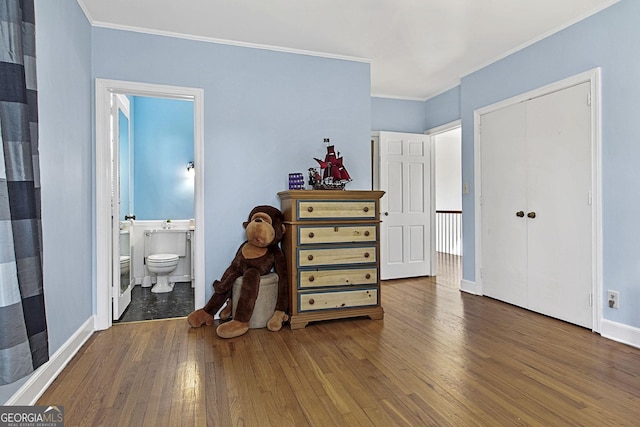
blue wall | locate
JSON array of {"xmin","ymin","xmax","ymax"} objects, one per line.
[
  {"xmin": 425, "ymin": 86, "xmax": 461, "ymax": 130},
  {"xmin": 91, "ymin": 27, "xmax": 372, "ymax": 303},
  {"xmin": 371, "ymin": 97, "xmax": 427, "ymax": 133},
  {"xmin": 426, "ymin": 0, "xmax": 639, "ymax": 328},
  {"xmin": 132, "ymin": 96, "xmax": 194, "ymax": 220},
  {"xmin": 0, "ymin": 0, "xmax": 93, "ymax": 404}
]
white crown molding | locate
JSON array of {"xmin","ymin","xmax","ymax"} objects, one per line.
[
  {"xmin": 461, "ymin": 0, "xmax": 620, "ymax": 80},
  {"xmin": 75, "ymin": 0, "xmax": 94, "ymax": 25},
  {"xmin": 370, "ymin": 93, "xmax": 428, "ymax": 102},
  {"xmin": 88, "ymin": 19, "xmax": 371, "ymax": 64}
]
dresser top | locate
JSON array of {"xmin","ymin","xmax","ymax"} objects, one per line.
[{"xmin": 278, "ymin": 190, "xmax": 385, "ymax": 201}]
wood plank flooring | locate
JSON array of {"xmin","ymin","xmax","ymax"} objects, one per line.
[{"xmin": 38, "ymin": 255, "xmax": 640, "ymax": 426}]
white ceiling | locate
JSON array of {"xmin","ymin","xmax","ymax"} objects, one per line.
[{"xmin": 79, "ymin": 0, "xmax": 618, "ymax": 100}]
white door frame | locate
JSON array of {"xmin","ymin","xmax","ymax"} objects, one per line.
[
  {"xmin": 372, "ymin": 131, "xmax": 436, "ymax": 279},
  {"xmin": 473, "ymin": 68, "xmax": 602, "ymax": 333},
  {"xmin": 425, "ymin": 120, "xmax": 462, "ymax": 279},
  {"xmin": 95, "ymin": 79, "xmax": 206, "ymax": 330}
]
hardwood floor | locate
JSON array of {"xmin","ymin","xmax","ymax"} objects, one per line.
[{"xmin": 38, "ymin": 255, "xmax": 640, "ymax": 426}]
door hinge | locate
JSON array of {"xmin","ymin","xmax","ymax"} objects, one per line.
[
  {"xmin": 588, "ymin": 192, "xmax": 593, "ymax": 206},
  {"xmin": 587, "ymin": 93, "xmax": 592, "ymax": 106},
  {"xmin": 589, "ymin": 293, "xmax": 593, "ymax": 307}
]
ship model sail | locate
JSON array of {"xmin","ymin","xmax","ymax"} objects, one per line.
[{"xmin": 310, "ymin": 140, "xmax": 352, "ymax": 190}]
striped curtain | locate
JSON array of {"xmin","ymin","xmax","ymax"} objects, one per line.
[{"xmin": 0, "ymin": 0, "xmax": 49, "ymax": 385}]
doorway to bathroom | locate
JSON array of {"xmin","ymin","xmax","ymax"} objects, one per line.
[
  {"xmin": 116, "ymin": 95, "xmax": 196, "ymax": 322},
  {"xmin": 95, "ymin": 79, "xmax": 205, "ymax": 330}
]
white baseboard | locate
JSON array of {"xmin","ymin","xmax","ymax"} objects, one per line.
[
  {"xmin": 600, "ymin": 319, "xmax": 640, "ymax": 349},
  {"xmin": 6, "ymin": 316, "xmax": 95, "ymax": 405},
  {"xmin": 460, "ymin": 279, "xmax": 482, "ymax": 295}
]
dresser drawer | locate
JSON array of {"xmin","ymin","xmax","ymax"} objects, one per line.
[
  {"xmin": 299, "ymin": 225, "xmax": 377, "ymax": 245},
  {"xmin": 299, "ymin": 288, "xmax": 378, "ymax": 312},
  {"xmin": 298, "ymin": 246, "xmax": 377, "ymax": 267},
  {"xmin": 298, "ymin": 267, "xmax": 378, "ymax": 289},
  {"xmin": 297, "ymin": 200, "xmax": 377, "ymax": 220}
]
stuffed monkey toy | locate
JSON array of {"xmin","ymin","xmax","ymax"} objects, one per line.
[{"xmin": 187, "ymin": 205, "xmax": 289, "ymax": 338}]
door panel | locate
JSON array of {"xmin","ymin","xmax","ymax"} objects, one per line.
[
  {"xmin": 526, "ymin": 82, "xmax": 592, "ymax": 328},
  {"xmin": 480, "ymin": 82, "xmax": 593, "ymax": 329},
  {"xmin": 379, "ymin": 132, "xmax": 433, "ymax": 280},
  {"xmin": 481, "ymin": 102, "xmax": 528, "ymax": 307},
  {"xmin": 112, "ymin": 94, "xmax": 132, "ymax": 320}
]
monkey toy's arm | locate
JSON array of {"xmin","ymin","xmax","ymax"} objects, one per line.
[{"xmin": 267, "ymin": 246, "xmax": 289, "ymax": 331}]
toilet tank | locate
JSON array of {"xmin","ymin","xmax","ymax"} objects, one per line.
[{"xmin": 144, "ymin": 229, "xmax": 188, "ymax": 257}]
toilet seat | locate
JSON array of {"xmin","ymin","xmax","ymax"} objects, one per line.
[
  {"xmin": 147, "ymin": 253, "xmax": 179, "ymax": 264},
  {"xmin": 146, "ymin": 254, "xmax": 179, "ymax": 294}
]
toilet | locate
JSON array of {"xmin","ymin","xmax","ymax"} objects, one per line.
[
  {"xmin": 119, "ymin": 255, "xmax": 130, "ymax": 276},
  {"xmin": 144, "ymin": 230, "xmax": 188, "ymax": 293}
]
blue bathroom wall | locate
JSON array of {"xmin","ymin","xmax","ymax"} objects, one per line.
[
  {"xmin": 425, "ymin": 0, "xmax": 639, "ymax": 328},
  {"xmin": 91, "ymin": 27, "xmax": 371, "ymax": 303},
  {"xmin": 132, "ymin": 96, "xmax": 195, "ymax": 220},
  {"xmin": 371, "ymin": 96, "xmax": 427, "ymax": 133}
]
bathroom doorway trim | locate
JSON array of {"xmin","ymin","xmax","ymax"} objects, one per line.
[{"xmin": 94, "ymin": 79, "xmax": 205, "ymax": 330}]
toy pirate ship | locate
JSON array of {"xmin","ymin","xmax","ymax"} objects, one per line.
[{"xmin": 308, "ymin": 139, "xmax": 352, "ymax": 190}]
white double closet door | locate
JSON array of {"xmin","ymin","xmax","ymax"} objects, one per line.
[{"xmin": 480, "ymin": 82, "xmax": 593, "ymax": 329}]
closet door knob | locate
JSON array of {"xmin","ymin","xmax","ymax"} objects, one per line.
[
  {"xmin": 516, "ymin": 211, "xmax": 525, "ymax": 218},
  {"xmin": 527, "ymin": 211, "xmax": 536, "ymax": 219}
]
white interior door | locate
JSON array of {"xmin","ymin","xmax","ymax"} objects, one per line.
[
  {"xmin": 480, "ymin": 82, "xmax": 593, "ymax": 328},
  {"xmin": 112, "ymin": 94, "xmax": 132, "ymax": 320},
  {"xmin": 525, "ymin": 82, "xmax": 592, "ymax": 328},
  {"xmin": 378, "ymin": 131, "xmax": 434, "ymax": 280},
  {"xmin": 480, "ymin": 102, "xmax": 529, "ymax": 307}
]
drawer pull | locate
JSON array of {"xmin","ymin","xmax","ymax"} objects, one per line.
[
  {"xmin": 365, "ymin": 273, "xmax": 371, "ymax": 279},
  {"xmin": 309, "ymin": 298, "xmax": 315, "ymax": 305},
  {"xmin": 364, "ymin": 252, "xmax": 370, "ymax": 258},
  {"xmin": 307, "ymin": 254, "xmax": 314, "ymax": 261},
  {"xmin": 308, "ymin": 232, "xmax": 315, "ymax": 238},
  {"xmin": 364, "ymin": 231, "xmax": 370, "ymax": 237},
  {"xmin": 334, "ymin": 226, "xmax": 339, "ymax": 232},
  {"xmin": 308, "ymin": 275, "xmax": 315, "ymax": 282},
  {"xmin": 363, "ymin": 207, "xmax": 369, "ymax": 213},
  {"xmin": 307, "ymin": 206, "xmax": 314, "ymax": 213}
]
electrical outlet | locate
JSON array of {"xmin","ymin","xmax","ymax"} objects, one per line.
[{"xmin": 607, "ymin": 290, "xmax": 620, "ymax": 309}]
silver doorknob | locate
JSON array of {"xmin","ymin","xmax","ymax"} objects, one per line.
[
  {"xmin": 527, "ymin": 212, "xmax": 536, "ymax": 219},
  {"xmin": 516, "ymin": 211, "xmax": 525, "ymax": 218}
]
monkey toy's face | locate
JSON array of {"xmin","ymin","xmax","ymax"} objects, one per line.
[{"xmin": 244, "ymin": 212, "xmax": 276, "ymax": 248}]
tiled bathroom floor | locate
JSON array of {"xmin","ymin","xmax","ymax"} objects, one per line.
[{"xmin": 116, "ymin": 282, "xmax": 195, "ymax": 323}]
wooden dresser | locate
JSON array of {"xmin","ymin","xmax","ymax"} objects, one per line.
[{"xmin": 278, "ymin": 190, "xmax": 385, "ymax": 329}]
